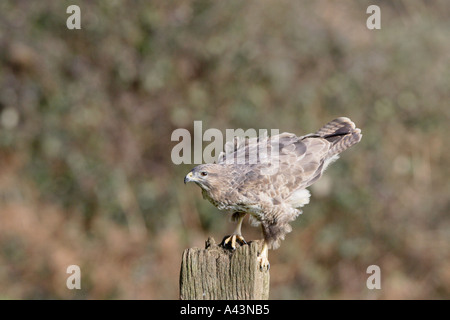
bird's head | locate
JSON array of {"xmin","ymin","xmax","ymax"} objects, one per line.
[{"xmin": 184, "ymin": 164, "xmax": 221, "ymax": 192}]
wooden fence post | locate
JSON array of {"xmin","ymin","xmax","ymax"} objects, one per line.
[{"xmin": 179, "ymin": 237, "xmax": 270, "ymax": 300}]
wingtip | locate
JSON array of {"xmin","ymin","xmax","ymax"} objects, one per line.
[
  {"xmin": 353, "ymin": 128, "xmax": 363, "ymax": 142},
  {"xmin": 336, "ymin": 117, "xmax": 356, "ymax": 129}
]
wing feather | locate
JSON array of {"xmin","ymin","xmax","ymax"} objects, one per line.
[{"xmin": 217, "ymin": 117, "xmax": 361, "ymax": 209}]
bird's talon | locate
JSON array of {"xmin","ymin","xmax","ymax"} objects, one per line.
[
  {"xmin": 258, "ymin": 241, "xmax": 270, "ymax": 271},
  {"xmin": 257, "ymin": 255, "xmax": 270, "ymax": 271},
  {"xmin": 236, "ymin": 235, "xmax": 247, "ymax": 245},
  {"xmin": 222, "ymin": 234, "xmax": 247, "ymax": 250}
]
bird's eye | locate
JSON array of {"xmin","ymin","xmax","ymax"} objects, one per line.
[{"xmin": 200, "ymin": 171, "xmax": 208, "ymax": 177}]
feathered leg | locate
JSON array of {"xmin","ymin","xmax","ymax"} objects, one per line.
[
  {"xmin": 256, "ymin": 205, "xmax": 298, "ymax": 270},
  {"xmin": 222, "ymin": 212, "xmax": 247, "ymax": 250}
]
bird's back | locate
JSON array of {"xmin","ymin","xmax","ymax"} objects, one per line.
[{"xmin": 216, "ymin": 117, "xmax": 362, "ymax": 206}]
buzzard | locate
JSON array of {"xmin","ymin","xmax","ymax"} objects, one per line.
[{"xmin": 184, "ymin": 117, "xmax": 362, "ymax": 270}]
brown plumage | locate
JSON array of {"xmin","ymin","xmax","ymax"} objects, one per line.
[{"xmin": 184, "ymin": 117, "xmax": 362, "ymax": 269}]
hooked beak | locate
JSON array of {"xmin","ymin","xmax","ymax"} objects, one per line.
[{"xmin": 184, "ymin": 171, "xmax": 194, "ymax": 184}]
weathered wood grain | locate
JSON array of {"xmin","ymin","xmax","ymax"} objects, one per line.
[{"xmin": 179, "ymin": 237, "xmax": 270, "ymax": 300}]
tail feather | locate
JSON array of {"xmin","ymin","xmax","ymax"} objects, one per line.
[{"xmin": 316, "ymin": 117, "xmax": 362, "ymax": 156}]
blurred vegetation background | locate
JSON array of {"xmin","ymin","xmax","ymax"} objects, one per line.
[{"xmin": 0, "ymin": 0, "xmax": 449, "ymax": 299}]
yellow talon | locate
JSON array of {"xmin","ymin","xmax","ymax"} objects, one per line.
[
  {"xmin": 257, "ymin": 241, "xmax": 270, "ymax": 271},
  {"xmin": 223, "ymin": 234, "xmax": 247, "ymax": 250}
]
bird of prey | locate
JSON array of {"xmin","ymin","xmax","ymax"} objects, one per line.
[{"xmin": 184, "ymin": 117, "xmax": 362, "ymax": 270}]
